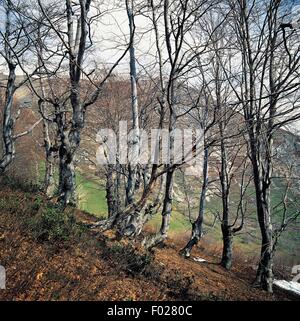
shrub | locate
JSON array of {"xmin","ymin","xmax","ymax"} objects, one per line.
[
  {"xmin": 166, "ymin": 269, "xmax": 195, "ymax": 298},
  {"xmin": 0, "ymin": 175, "xmax": 40, "ymax": 193},
  {"xmin": 0, "ymin": 196, "xmax": 21, "ymax": 213},
  {"xmin": 103, "ymin": 242, "xmax": 153, "ymax": 274},
  {"xmin": 32, "ymin": 195, "xmax": 43, "ymax": 211},
  {"xmin": 27, "ymin": 204, "xmax": 83, "ymax": 244}
]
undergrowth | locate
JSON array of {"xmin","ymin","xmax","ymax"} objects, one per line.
[{"xmin": 26, "ymin": 203, "xmax": 86, "ymax": 244}]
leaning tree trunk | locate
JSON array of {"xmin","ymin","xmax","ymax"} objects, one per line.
[
  {"xmin": 117, "ymin": 166, "xmax": 160, "ymax": 236},
  {"xmin": 92, "ymin": 164, "xmax": 160, "ymax": 234},
  {"xmin": 143, "ymin": 163, "xmax": 151, "ymax": 190},
  {"xmin": 255, "ymin": 38, "xmax": 277, "ymax": 293},
  {"xmin": 0, "ymin": 63, "xmax": 16, "ymax": 174},
  {"xmin": 181, "ymin": 147, "xmax": 209, "ymax": 257},
  {"xmin": 142, "ymin": 168, "xmax": 174, "ymax": 249}
]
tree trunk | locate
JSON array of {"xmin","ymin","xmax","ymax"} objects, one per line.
[
  {"xmin": 93, "ymin": 165, "xmax": 159, "ymax": 234},
  {"xmin": 0, "ymin": 63, "xmax": 16, "ymax": 174},
  {"xmin": 250, "ymin": 141, "xmax": 274, "ymax": 292},
  {"xmin": 143, "ymin": 163, "xmax": 151, "ymax": 190},
  {"xmin": 37, "ymin": 26, "xmax": 56, "ymax": 197},
  {"xmin": 221, "ymin": 224, "xmax": 233, "ymax": 270},
  {"xmin": 58, "ymin": 139, "xmax": 76, "ymax": 207},
  {"xmin": 56, "ymin": 0, "xmax": 90, "ymax": 207},
  {"xmin": 39, "ymin": 99, "xmax": 56, "ymax": 198},
  {"xmin": 219, "ymin": 123, "xmax": 233, "ymax": 270},
  {"xmin": 118, "ymin": 166, "xmax": 159, "ymax": 236},
  {"xmin": 57, "ymin": 67, "xmax": 85, "ymax": 207},
  {"xmin": 125, "ymin": 2, "xmax": 140, "ymax": 206},
  {"xmin": 181, "ymin": 147, "xmax": 209, "ymax": 257},
  {"xmin": 57, "ymin": 108, "xmax": 80, "ymax": 207},
  {"xmin": 253, "ymin": 186, "xmax": 274, "ymax": 293},
  {"xmin": 106, "ymin": 165, "xmax": 117, "ymax": 218},
  {"xmin": 255, "ymin": 231, "xmax": 273, "ymax": 293},
  {"xmin": 44, "ymin": 145, "xmax": 55, "ymax": 197},
  {"xmin": 142, "ymin": 168, "xmax": 174, "ymax": 249},
  {"xmin": 126, "ymin": 164, "xmax": 137, "ymax": 206}
]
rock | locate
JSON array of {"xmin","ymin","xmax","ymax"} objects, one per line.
[
  {"xmin": 193, "ymin": 257, "xmax": 207, "ymax": 263},
  {"xmin": 274, "ymin": 280, "xmax": 300, "ymax": 297}
]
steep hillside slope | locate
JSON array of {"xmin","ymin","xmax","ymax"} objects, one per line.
[{"xmin": 0, "ymin": 187, "xmax": 297, "ymax": 301}]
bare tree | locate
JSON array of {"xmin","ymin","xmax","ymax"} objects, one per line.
[
  {"xmin": 17, "ymin": 0, "xmax": 132, "ymax": 207},
  {"xmin": 0, "ymin": 0, "xmax": 40, "ymax": 173},
  {"xmin": 227, "ymin": 0, "xmax": 300, "ymax": 292},
  {"xmin": 125, "ymin": 0, "xmax": 140, "ymax": 206}
]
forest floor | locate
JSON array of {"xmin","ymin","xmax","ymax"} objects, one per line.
[{"xmin": 0, "ymin": 186, "xmax": 298, "ymax": 301}]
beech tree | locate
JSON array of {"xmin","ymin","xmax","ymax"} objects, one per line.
[
  {"xmin": 16, "ymin": 0, "xmax": 132, "ymax": 206},
  {"xmin": 0, "ymin": 0, "xmax": 41, "ymax": 174},
  {"xmin": 125, "ymin": 0, "xmax": 140, "ymax": 206},
  {"xmin": 227, "ymin": 0, "xmax": 300, "ymax": 292}
]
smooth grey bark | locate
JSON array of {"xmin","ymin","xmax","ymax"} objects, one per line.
[
  {"xmin": 40, "ymin": 99, "xmax": 56, "ymax": 197},
  {"xmin": 181, "ymin": 146, "xmax": 209, "ymax": 257},
  {"xmin": 125, "ymin": 0, "xmax": 140, "ymax": 206},
  {"xmin": 120, "ymin": 165, "xmax": 159, "ymax": 235},
  {"xmin": 0, "ymin": 62, "xmax": 16, "ymax": 174},
  {"xmin": 252, "ymin": 17, "xmax": 278, "ymax": 293},
  {"xmin": 106, "ymin": 164, "xmax": 119, "ymax": 218},
  {"xmin": 44, "ymin": 144, "xmax": 56, "ymax": 196},
  {"xmin": 247, "ymin": 107, "xmax": 274, "ymax": 292},
  {"xmin": 217, "ymin": 63, "xmax": 233, "ymax": 270},
  {"xmin": 234, "ymin": 0, "xmax": 280, "ymax": 292},
  {"xmin": 142, "ymin": 168, "xmax": 174, "ymax": 249},
  {"xmin": 93, "ymin": 164, "xmax": 160, "ymax": 234},
  {"xmin": 219, "ymin": 134, "xmax": 233, "ymax": 270},
  {"xmin": 251, "ymin": 163, "xmax": 274, "ymax": 293},
  {"xmin": 251, "ymin": 92, "xmax": 275, "ymax": 291},
  {"xmin": 0, "ymin": 2, "xmax": 16, "ymax": 174},
  {"xmin": 142, "ymin": 0, "xmax": 178, "ymax": 249},
  {"xmin": 36, "ymin": 27, "xmax": 56, "ymax": 197},
  {"xmin": 33, "ymin": 0, "xmax": 88, "ymax": 207},
  {"xmin": 33, "ymin": 0, "xmax": 132, "ymax": 206},
  {"xmin": 143, "ymin": 163, "xmax": 151, "ymax": 190},
  {"xmin": 56, "ymin": 0, "xmax": 90, "ymax": 207},
  {"xmin": 57, "ymin": 115, "xmax": 78, "ymax": 207},
  {"xmin": 221, "ymin": 225, "xmax": 233, "ymax": 270}
]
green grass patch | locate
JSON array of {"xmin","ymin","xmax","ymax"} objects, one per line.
[
  {"xmin": 147, "ymin": 210, "xmax": 191, "ymax": 235},
  {"xmin": 76, "ymin": 173, "xmax": 108, "ymax": 217}
]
